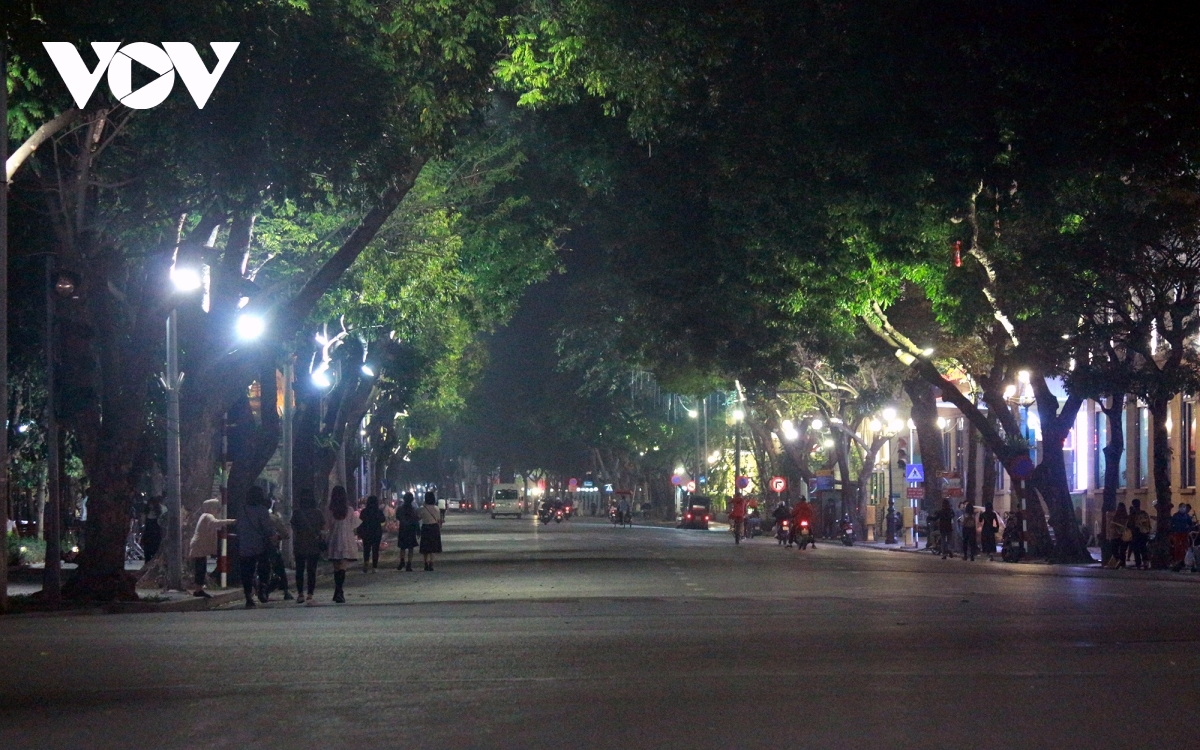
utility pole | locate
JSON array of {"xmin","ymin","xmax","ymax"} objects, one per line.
[
  {"xmin": 281, "ymin": 358, "xmax": 294, "ymax": 568},
  {"xmin": 1, "ymin": 41, "xmax": 10, "ymax": 613},
  {"xmin": 42, "ymin": 256, "xmax": 61, "ymax": 602},
  {"xmin": 164, "ymin": 309, "xmax": 183, "ymax": 590}
]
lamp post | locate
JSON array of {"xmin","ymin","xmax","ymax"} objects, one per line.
[
  {"xmin": 41, "ymin": 260, "xmax": 77, "ymax": 602},
  {"xmin": 732, "ymin": 406, "xmax": 745, "ymax": 502},
  {"xmin": 162, "ymin": 264, "xmax": 203, "ymax": 592},
  {"xmin": 1010, "ymin": 371, "xmax": 1036, "ymax": 557},
  {"xmin": 688, "ymin": 406, "xmax": 701, "ymax": 492}
]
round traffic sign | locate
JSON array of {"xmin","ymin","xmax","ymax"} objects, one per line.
[
  {"xmin": 769, "ymin": 476, "xmax": 787, "ymax": 493},
  {"xmin": 568, "ymin": 478, "xmax": 578, "ymax": 490},
  {"xmin": 670, "ymin": 474, "xmax": 682, "ymax": 486},
  {"xmin": 736, "ymin": 476, "xmax": 750, "ymax": 490},
  {"xmin": 686, "ymin": 481, "xmax": 697, "ymax": 493}
]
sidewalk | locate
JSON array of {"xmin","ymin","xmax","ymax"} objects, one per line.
[{"xmin": 854, "ymin": 537, "xmax": 1200, "ymax": 582}]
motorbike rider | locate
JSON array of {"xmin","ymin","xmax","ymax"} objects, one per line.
[
  {"xmin": 791, "ymin": 497, "xmax": 815, "ymax": 547},
  {"xmin": 728, "ymin": 493, "xmax": 747, "ymax": 543}
]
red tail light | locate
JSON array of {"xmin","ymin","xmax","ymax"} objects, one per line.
[
  {"xmin": 705, "ymin": 515, "xmax": 711, "ymax": 521},
  {"xmin": 801, "ymin": 521, "xmax": 809, "ymax": 527},
  {"xmin": 686, "ymin": 513, "xmax": 692, "ymax": 520}
]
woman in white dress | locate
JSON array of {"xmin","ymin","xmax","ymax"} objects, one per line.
[{"xmin": 324, "ymin": 485, "xmax": 360, "ymax": 603}]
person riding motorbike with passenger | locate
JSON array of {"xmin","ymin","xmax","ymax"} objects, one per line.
[
  {"xmin": 772, "ymin": 499, "xmax": 792, "ymax": 545},
  {"xmin": 728, "ymin": 494, "xmax": 747, "ymax": 543}
]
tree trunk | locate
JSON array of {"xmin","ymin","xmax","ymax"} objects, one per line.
[
  {"xmin": 904, "ymin": 377, "xmax": 944, "ymax": 515},
  {"xmin": 1100, "ymin": 394, "xmax": 1125, "ymax": 562},
  {"xmin": 1149, "ymin": 397, "xmax": 1174, "ymax": 568},
  {"xmin": 1027, "ymin": 380, "xmax": 1092, "ymax": 562}
]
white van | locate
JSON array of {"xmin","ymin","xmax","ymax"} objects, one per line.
[{"xmin": 490, "ymin": 484, "xmax": 525, "ymax": 518}]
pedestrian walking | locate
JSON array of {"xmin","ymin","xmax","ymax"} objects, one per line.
[
  {"xmin": 325, "ymin": 485, "xmax": 361, "ymax": 603},
  {"xmin": 290, "ymin": 497, "xmax": 325, "ymax": 605},
  {"xmin": 419, "ymin": 491, "xmax": 442, "ymax": 571},
  {"xmin": 1128, "ymin": 499, "xmax": 1151, "ymax": 569},
  {"xmin": 979, "ymin": 501, "xmax": 1000, "ymax": 561},
  {"xmin": 266, "ymin": 500, "xmax": 294, "ymax": 601},
  {"xmin": 960, "ymin": 501, "xmax": 978, "ymax": 561},
  {"xmin": 358, "ymin": 495, "xmax": 385, "ymax": 573},
  {"xmin": 236, "ymin": 486, "xmax": 277, "ymax": 608},
  {"xmin": 188, "ymin": 498, "xmax": 235, "ymax": 598},
  {"xmin": 141, "ymin": 495, "xmax": 166, "ymax": 564},
  {"xmin": 1108, "ymin": 502, "xmax": 1130, "ymax": 569},
  {"xmin": 1169, "ymin": 503, "xmax": 1195, "ymax": 570},
  {"xmin": 936, "ymin": 499, "xmax": 954, "ymax": 559},
  {"xmin": 396, "ymin": 492, "xmax": 419, "ymax": 572}
]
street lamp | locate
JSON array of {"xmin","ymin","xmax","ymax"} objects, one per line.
[
  {"xmin": 163, "ymin": 259, "xmax": 204, "ymax": 591},
  {"xmin": 234, "ymin": 312, "xmax": 265, "ymax": 341}
]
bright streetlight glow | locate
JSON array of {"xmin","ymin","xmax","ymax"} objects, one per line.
[
  {"xmin": 882, "ymin": 407, "xmax": 897, "ymax": 421},
  {"xmin": 361, "ymin": 364, "xmax": 376, "ymax": 377},
  {"xmin": 687, "ymin": 408, "xmax": 698, "ymax": 418},
  {"xmin": 888, "ymin": 418, "xmax": 905, "ymax": 433},
  {"xmin": 869, "ymin": 419, "xmax": 882, "ymax": 432},
  {"xmin": 1018, "ymin": 370, "xmax": 1031, "ymax": 384},
  {"xmin": 312, "ymin": 365, "xmax": 332, "ymax": 389},
  {"xmin": 732, "ymin": 407, "xmax": 745, "ymax": 422},
  {"xmin": 823, "ymin": 438, "xmax": 835, "ymax": 448},
  {"xmin": 1004, "ymin": 384, "xmax": 1017, "ymax": 399},
  {"xmin": 234, "ymin": 313, "xmax": 265, "ymax": 341},
  {"xmin": 708, "ymin": 450, "xmax": 722, "ymax": 464},
  {"xmin": 922, "ymin": 347, "xmax": 935, "ymax": 356},
  {"xmin": 936, "ymin": 416, "xmax": 948, "ymax": 429},
  {"xmin": 674, "ymin": 466, "xmax": 686, "ymax": 475},
  {"xmin": 170, "ymin": 266, "xmax": 202, "ymax": 292},
  {"xmin": 810, "ymin": 418, "xmax": 824, "ymax": 430}
]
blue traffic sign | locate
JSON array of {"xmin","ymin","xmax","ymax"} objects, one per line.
[{"xmin": 905, "ymin": 463, "xmax": 925, "ymax": 483}]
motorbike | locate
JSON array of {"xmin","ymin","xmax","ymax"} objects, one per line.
[
  {"xmin": 840, "ymin": 520, "xmax": 855, "ymax": 546},
  {"xmin": 776, "ymin": 518, "xmax": 791, "ymax": 546},
  {"xmin": 795, "ymin": 519, "xmax": 814, "ymax": 550},
  {"xmin": 555, "ymin": 508, "xmax": 564, "ymax": 523}
]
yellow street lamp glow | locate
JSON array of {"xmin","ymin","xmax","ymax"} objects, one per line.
[
  {"xmin": 1003, "ymin": 384, "xmax": 1017, "ymax": 399},
  {"xmin": 1018, "ymin": 370, "xmax": 1031, "ymax": 384},
  {"xmin": 869, "ymin": 419, "xmax": 882, "ymax": 432},
  {"xmin": 810, "ymin": 418, "xmax": 824, "ymax": 430},
  {"xmin": 881, "ymin": 407, "xmax": 897, "ymax": 422},
  {"xmin": 823, "ymin": 438, "xmax": 835, "ymax": 448},
  {"xmin": 936, "ymin": 417, "xmax": 948, "ymax": 429},
  {"xmin": 888, "ymin": 418, "xmax": 905, "ymax": 433},
  {"xmin": 732, "ymin": 407, "xmax": 745, "ymax": 422},
  {"xmin": 687, "ymin": 409, "xmax": 698, "ymax": 418}
]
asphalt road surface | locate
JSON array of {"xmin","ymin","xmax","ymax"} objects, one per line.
[{"xmin": 2, "ymin": 514, "xmax": 1199, "ymax": 749}]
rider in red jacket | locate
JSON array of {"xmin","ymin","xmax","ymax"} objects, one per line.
[
  {"xmin": 792, "ymin": 498, "xmax": 815, "ymax": 547},
  {"xmin": 728, "ymin": 495, "xmax": 747, "ymax": 543}
]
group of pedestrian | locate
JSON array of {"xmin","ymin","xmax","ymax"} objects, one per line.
[
  {"xmin": 933, "ymin": 499, "xmax": 1001, "ymax": 562},
  {"xmin": 1106, "ymin": 500, "xmax": 1198, "ymax": 570},
  {"xmin": 188, "ymin": 484, "xmax": 445, "ymax": 609}
]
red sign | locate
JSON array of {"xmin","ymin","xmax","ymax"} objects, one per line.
[
  {"xmin": 906, "ymin": 487, "xmax": 925, "ymax": 499},
  {"xmin": 686, "ymin": 481, "xmax": 697, "ymax": 493},
  {"xmin": 769, "ymin": 476, "xmax": 787, "ymax": 493}
]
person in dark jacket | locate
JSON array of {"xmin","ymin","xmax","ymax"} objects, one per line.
[
  {"xmin": 236, "ymin": 486, "xmax": 276, "ymax": 608},
  {"xmin": 936, "ymin": 499, "xmax": 955, "ymax": 559},
  {"xmin": 979, "ymin": 502, "xmax": 1000, "ymax": 561},
  {"xmin": 960, "ymin": 501, "xmax": 978, "ymax": 561},
  {"xmin": 1128, "ymin": 499, "xmax": 1151, "ymax": 569},
  {"xmin": 419, "ymin": 491, "xmax": 442, "ymax": 571},
  {"xmin": 358, "ymin": 495, "xmax": 386, "ymax": 573},
  {"xmin": 290, "ymin": 496, "xmax": 325, "ymax": 606},
  {"xmin": 396, "ymin": 492, "xmax": 420, "ymax": 572}
]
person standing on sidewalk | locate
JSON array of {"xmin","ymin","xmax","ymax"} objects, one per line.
[
  {"xmin": 979, "ymin": 502, "xmax": 1000, "ymax": 561},
  {"xmin": 358, "ymin": 495, "xmax": 386, "ymax": 573},
  {"xmin": 960, "ymin": 501, "xmax": 978, "ymax": 561},
  {"xmin": 266, "ymin": 500, "xmax": 294, "ymax": 601},
  {"xmin": 325, "ymin": 486, "xmax": 361, "ymax": 603},
  {"xmin": 1128, "ymin": 499, "xmax": 1151, "ymax": 569},
  {"xmin": 396, "ymin": 492, "xmax": 420, "ymax": 571},
  {"xmin": 291, "ymin": 500, "xmax": 325, "ymax": 605},
  {"xmin": 419, "ymin": 491, "xmax": 442, "ymax": 571},
  {"xmin": 188, "ymin": 498, "xmax": 235, "ymax": 598},
  {"xmin": 1169, "ymin": 504, "xmax": 1195, "ymax": 570},
  {"xmin": 236, "ymin": 486, "xmax": 277, "ymax": 608},
  {"xmin": 140, "ymin": 496, "xmax": 166, "ymax": 564},
  {"xmin": 936, "ymin": 499, "xmax": 955, "ymax": 559},
  {"xmin": 1107, "ymin": 503, "xmax": 1130, "ymax": 568}
]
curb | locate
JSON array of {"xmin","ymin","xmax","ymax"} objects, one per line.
[{"xmin": 2, "ymin": 588, "xmax": 245, "ymax": 619}]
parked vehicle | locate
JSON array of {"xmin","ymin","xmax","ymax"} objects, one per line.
[
  {"xmin": 681, "ymin": 497, "xmax": 712, "ymax": 530},
  {"xmin": 840, "ymin": 517, "xmax": 855, "ymax": 546}
]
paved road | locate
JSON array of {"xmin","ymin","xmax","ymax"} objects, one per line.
[{"xmin": 2, "ymin": 515, "xmax": 1199, "ymax": 749}]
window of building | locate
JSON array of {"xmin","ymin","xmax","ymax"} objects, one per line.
[
  {"xmin": 1095, "ymin": 410, "xmax": 1107, "ymax": 489},
  {"xmin": 1183, "ymin": 400, "xmax": 1196, "ymax": 488}
]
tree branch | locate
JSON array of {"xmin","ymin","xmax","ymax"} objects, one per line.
[{"xmin": 5, "ymin": 108, "xmax": 80, "ymax": 182}]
